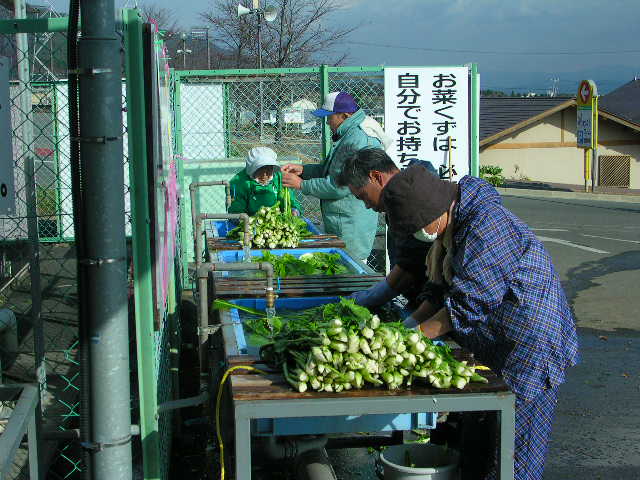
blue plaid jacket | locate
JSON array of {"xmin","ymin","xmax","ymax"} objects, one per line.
[{"xmin": 444, "ymin": 176, "xmax": 579, "ymax": 401}]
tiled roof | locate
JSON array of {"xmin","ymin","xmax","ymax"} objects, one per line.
[
  {"xmin": 598, "ymin": 79, "xmax": 640, "ymax": 126},
  {"xmin": 480, "ymin": 97, "xmax": 573, "ymax": 141}
]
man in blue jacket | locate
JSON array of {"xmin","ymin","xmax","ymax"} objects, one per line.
[{"xmin": 282, "ymin": 91, "xmax": 390, "ymax": 261}]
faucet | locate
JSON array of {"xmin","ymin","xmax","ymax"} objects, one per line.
[{"xmin": 195, "ymin": 261, "xmax": 275, "ymax": 387}]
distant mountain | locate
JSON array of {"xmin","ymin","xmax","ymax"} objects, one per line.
[{"xmin": 480, "ymin": 65, "xmax": 639, "ymax": 96}]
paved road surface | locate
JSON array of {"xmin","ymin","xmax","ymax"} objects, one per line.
[{"xmin": 501, "ymin": 195, "xmax": 640, "ymax": 480}]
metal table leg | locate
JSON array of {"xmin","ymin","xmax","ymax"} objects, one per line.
[
  {"xmin": 498, "ymin": 395, "xmax": 515, "ymax": 479},
  {"xmin": 234, "ymin": 404, "xmax": 252, "ymax": 480}
]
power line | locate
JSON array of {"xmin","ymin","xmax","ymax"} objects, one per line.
[{"xmin": 350, "ymin": 41, "xmax": 640, "ymax": 56}]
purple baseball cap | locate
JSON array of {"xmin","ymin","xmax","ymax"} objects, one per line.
[{"xmin": 311, "ymin": 91, "xmax": 359, "ymax": 117}]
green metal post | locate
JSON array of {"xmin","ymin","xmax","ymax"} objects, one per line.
[
  {"xmin": 173, "ymin": 73, "xmax": 191, "ymax": 287},
  {"xmin": 223, "ymin": 83, "xmax": 231, "ymax": 158},
  {"xmin": 319, "ymin": 64, "xmax": 330, "ymax": 160},
  {"xmin": 52, "ymin": 84, "xmax": 63, "ymax": 240},
  {"xmin": 123, "ymin": 9, "xmax": 161, "ymax": 480},
  {"xmin": 470, "ymin": 63, "xmax": 480, "ymax": 177}
]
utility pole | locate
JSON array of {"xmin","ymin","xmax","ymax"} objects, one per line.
[{"xmin": 75, "ymin": 0, "xmax": 133, "ymax": 477}]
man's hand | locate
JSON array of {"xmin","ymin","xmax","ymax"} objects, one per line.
[
  {"xmin": 282, "ymin": 163, "xmax": 304, "ymax": 175},
  {"xmin": 282, "ymin": 171, "xmax": 303, "ymax": 190},
  {"xmin": 419, "ymin": 307, "xmax": 453, "ymax": 339}
]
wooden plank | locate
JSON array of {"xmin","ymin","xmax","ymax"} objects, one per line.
[{"xmin": 207, "ymin": 236, "xmax": 347, "ymax": 251}]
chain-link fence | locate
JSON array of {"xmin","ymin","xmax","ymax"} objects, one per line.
[{"xmin": 175, "ymin": 67, "xmax": 389, "ymax": 274}]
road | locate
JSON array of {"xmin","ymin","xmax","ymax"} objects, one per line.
[{"xmin": 501, "ymin": 194, "xmax": 640, "ymax": 480}]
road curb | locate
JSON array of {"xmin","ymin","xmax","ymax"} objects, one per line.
[{"xmin": 497, "ymin": 187, "xmax": 640, "ymax": 204}]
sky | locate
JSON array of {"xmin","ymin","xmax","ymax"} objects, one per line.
[{"xmin": 45, "ymin": 0, "xmax": 640, "ymax": 94}]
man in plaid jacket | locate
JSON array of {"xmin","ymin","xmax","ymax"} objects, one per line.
[{"xmin": 339, "ymin": 152, "xmax": 579, "ymax": 480}]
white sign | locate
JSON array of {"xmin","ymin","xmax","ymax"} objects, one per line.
[
  {"xmin": 0, "ymin": 58, "xmax": 15, "ymax": 214},
  {"xmin": 576, "ymin": 107, "xmax": 592, "ymax": 148},
  {"xmin": 384, "ymin": 66, "xmax": 470, "ymax": 180}
]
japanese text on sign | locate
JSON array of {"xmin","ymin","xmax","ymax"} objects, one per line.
[{"xmin": 384, "ymin": 67, "xmax": 470, "ymax": 180}]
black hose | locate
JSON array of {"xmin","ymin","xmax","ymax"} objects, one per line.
[{"xmin": 67, "ymin": 2, "xmax": 90, "ymax": 478}]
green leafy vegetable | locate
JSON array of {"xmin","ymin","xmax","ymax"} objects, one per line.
[
  {"xmin": 239, "ymin": 298, "xmax": 490, "ymax": 393},
  {"xmin": 251, "ymin": 251, "xmax": 348, "ymax": 277},
  {"xmin": 227, "ymin": 204, "xmax": 311, "ymax": 249}
]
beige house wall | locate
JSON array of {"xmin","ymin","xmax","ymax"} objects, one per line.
[{"xmin": 480, "ymin": 106, "xmax": 640, "ymax": 188}]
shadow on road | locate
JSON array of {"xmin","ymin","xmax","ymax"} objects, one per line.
[{"xmin": 562, "ymin": 249, "xmax": 640, "ymax": 317}]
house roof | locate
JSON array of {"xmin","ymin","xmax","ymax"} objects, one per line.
[
  {"xmin": 480, "ymin": 80, "xmax": 640, "ymax": 147},
  {"xmin": 598, "ymin": 79, "xmax": 640, "ymax": 125},
  {"xmin": 480, "ymin": 97, "xmax": 573, "ymax": 145}
]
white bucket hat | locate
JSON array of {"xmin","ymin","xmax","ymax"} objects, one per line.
[{"xmin": 246, "ymin": 146, "xmax": 279, "ymax": 178}]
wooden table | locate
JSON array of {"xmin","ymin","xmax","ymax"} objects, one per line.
[
  {"xmin": 207, "ymin": 234, "xmax": 346, "ymax": 253},
  {"xmin": 219, "ymin": 311, "xmax": 516, "ymax": 480}
]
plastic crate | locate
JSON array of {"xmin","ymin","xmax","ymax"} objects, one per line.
[
  {"xmin": 209, "ymin": 217, "xmax": 321, "ymax": 237},
  {"xmin": 227, "ymin": 296, "xmax": 438, "ymax": 435},
  {"xmin": 214, "ymin": 248, "xmax": 368, "ymax": 275}
]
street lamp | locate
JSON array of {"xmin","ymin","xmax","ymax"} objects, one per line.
[
  {"xmin": 176, "ymin": 33, "xmax": 192, "ymax": 70},
  {"xmin": 238, "ymin": 2, "xmax": 278, "ymax": 142}
]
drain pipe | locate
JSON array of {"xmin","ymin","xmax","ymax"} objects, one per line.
[
  {"xmin": 195, "ymin": 261, "xmax": 274, "ymax": 388},
  {"xmin": 76, "ymin": 0, "xmax": 133, "ymax": 477},
  {"xmin": 259, "ymin": 436, "xmax": 337, "ymax": 480},
  {"xmin": 194, "ymin": 212, "xmax": 251, "ymax": 266},
  {"xmin": 189, "ymin": 181, "xmax": 231, "ymax": 244},
  {"xmin": 261, "ymin": 435, "xmax": 328, "ymax": 461}
]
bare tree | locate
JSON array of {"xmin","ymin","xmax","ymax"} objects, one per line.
[
  {"xmin": 200, "ymin": 0, "xmax": 255, "ymax": 68},
  {"xmin": 199, "ymin": 0, "xmax": 359, "ymax": 68},
  {"xmin": 138, "ymin": 2, "xmax": 182, "ymax": 36}
]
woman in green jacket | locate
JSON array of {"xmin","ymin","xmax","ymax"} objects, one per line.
[
  {"xmin": 282, "ymin": 92, "xmax": 391, "ymax": 261},
  {"xmin": 228, "ymin": 146, "xmax": 302, "ymax": 216}
]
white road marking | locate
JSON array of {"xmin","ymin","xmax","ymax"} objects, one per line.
[
  {"xmin": 536, "ymin": 236, "xmax": 610, "ymax": 254},
  {"xmin": 581, "ymin": 234, "xmax": 640, "ymax": 245},
  {"xmin": 531, "ymin": 228, "xmax": 569, "ymax": 232}
]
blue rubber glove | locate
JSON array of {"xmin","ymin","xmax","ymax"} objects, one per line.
[
  {"xmin": 403, "ymin": 315, "xmax": 420, "ymax": 330},
  {"xmin": 349, "ymin": 279, "xmax": 399, "ymax": 308}
]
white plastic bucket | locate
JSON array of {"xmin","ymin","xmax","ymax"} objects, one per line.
[{"xmin": 379, "ymin": 444, "xmax": 460, "ymax": 480}]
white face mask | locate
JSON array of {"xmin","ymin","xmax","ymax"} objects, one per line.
[
  {"xmin": 256, "ymin": 175, "xmax": 274, "ymax": 186},
  {"xmin": 413, "ymin": 215, "xmax": 442, "ymax": 243}
]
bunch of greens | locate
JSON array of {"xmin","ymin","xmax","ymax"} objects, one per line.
[
  {"xmin": 237, "ymin": 298, "xmax": 489, "ymax": 393},
  {"xmin": 227, "ymin": 203, "xmax": 311, "ymax": 249},
  {"xmin": 252, "ymin": 251, "xmax": 348, "ymax": 277}
]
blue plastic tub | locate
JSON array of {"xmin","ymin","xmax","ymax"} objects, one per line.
[
  {"xmin": 227, "ymin": 296, "xmax": 438, "ymax": 435},
  {"xmin": 215, "ymin": 248, "xmax": 367, "ymax": 275},
  {"xmin": 209, "ymin": 217, "xmax": 321, "ymax": 237}
]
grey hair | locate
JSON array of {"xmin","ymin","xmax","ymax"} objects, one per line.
[{"xmin": 336, "ymin": 148, "xmax": 399, "ymax": 188}]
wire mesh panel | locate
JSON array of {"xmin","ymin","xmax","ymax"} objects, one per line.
[
  {"xmin": 177, "ymin": 72, "xmax": 324, "ymax": 267},
  {"xmin": 329, "ymin": 70, "xmax": 387, "ymax": 272},
  {"xmin": 175, "ymin": 69, "xmax": 392, "ymax": 273}
]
